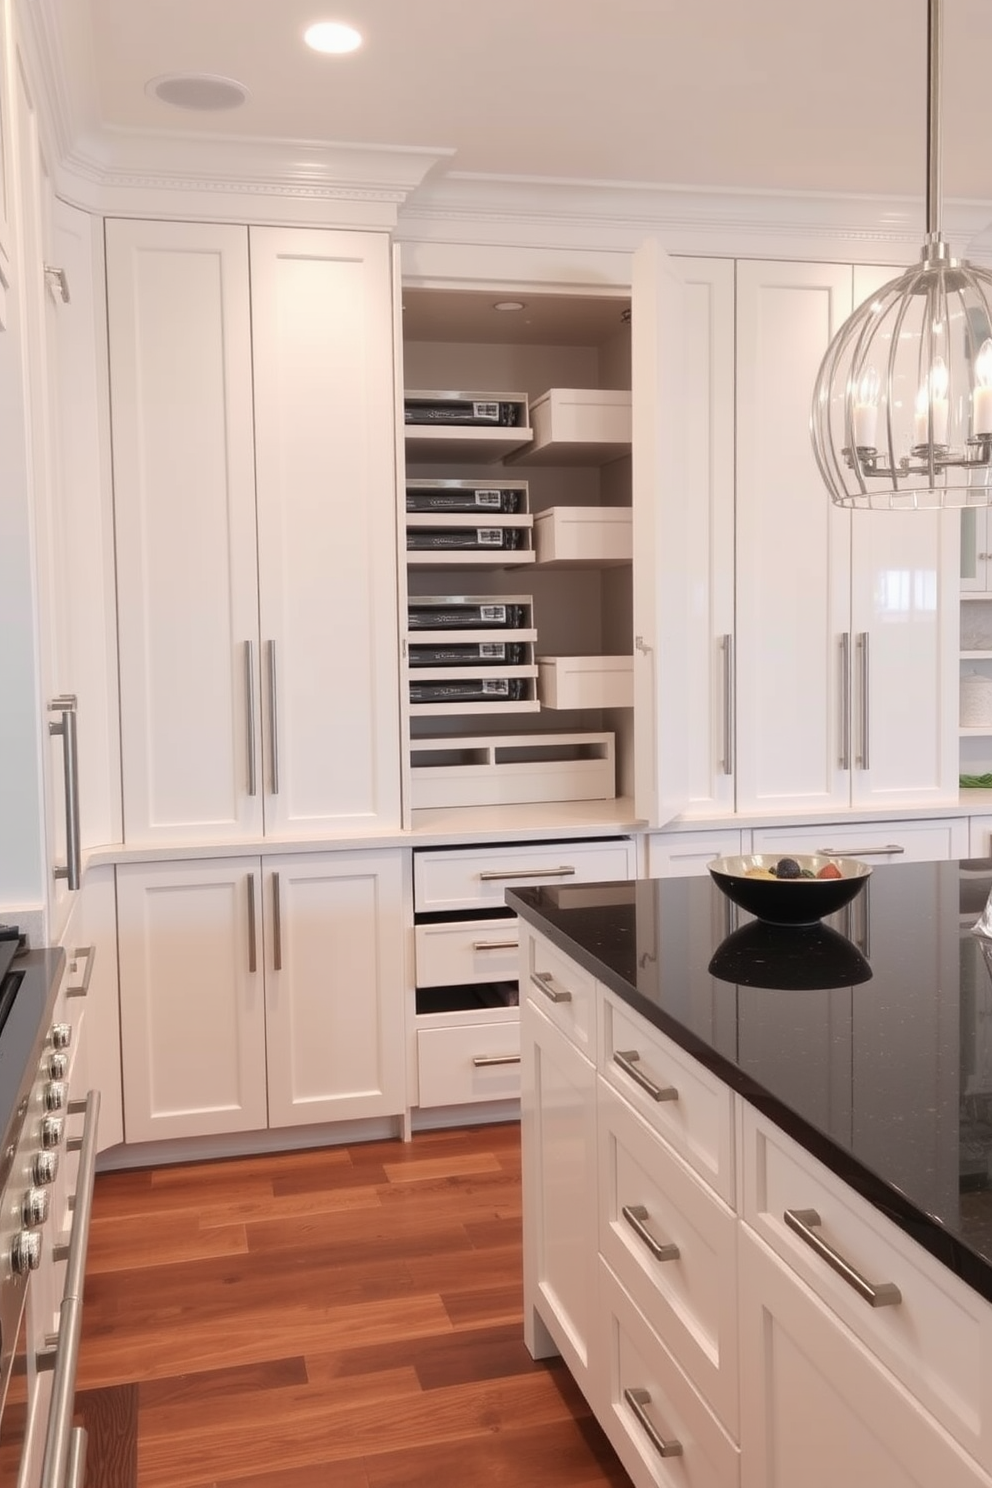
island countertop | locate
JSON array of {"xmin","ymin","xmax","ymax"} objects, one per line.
[{"xmin": 508, "ymin": 858, "xmax": 992, "ymax": 1304}]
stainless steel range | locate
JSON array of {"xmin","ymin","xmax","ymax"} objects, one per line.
[{"xmin": 0, "ymin": 934, "xmax": 100, "ymax": 1488}]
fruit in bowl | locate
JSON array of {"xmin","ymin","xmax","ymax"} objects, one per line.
[{"xmin": 707, "ymin": 854, "xmax": 871, "ymax": 927}]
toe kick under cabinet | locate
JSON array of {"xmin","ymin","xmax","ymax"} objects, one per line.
[
  {"xmin": 520, "ymin": 925, "xmax": 992, "ymax": 1488},
  {"xmin": 411, "ymin": 837, "xmax": 635, "ymax": 1116}
]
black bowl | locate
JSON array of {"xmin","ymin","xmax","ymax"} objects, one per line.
[
  {"xmin": 708, "ymin": 918, "xmax": 873, "ymax": 990},
  {"xmin": 708, "ymin": 854, "xmax": 870, "ymax": 927}
]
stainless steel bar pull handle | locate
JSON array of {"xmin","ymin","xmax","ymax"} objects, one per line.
[
  {"xmin": 784, "ymin": 1208, "xmax": 901, "ymax": 1307},
  {"xmin": 244, "ymin": 642, "xmax": 257, "ymax": 797},
  {"xmin": 721, "ymin": 633, "xmax": 735, "ymax": 776},
  {"xmin": 818, "ymin": 844, "xmax": 904, "ymax": 857},
  {"xmin": 839, "ymin": 631, "xmax": 851, "ymax": 770},
  {"xmin": 613, "ymin": 1049, "xmax": 678, "ymax": 1103},
  {"xmin": 623, "ymin": 1389, "xmax": 683, "ymax": 1459},
  {"xmin": 272, "ymin": 871, "xmax": 282, "ymax": 972},
  {"xmin": 66, "ymin": 945, "xmax": 96, "ymax": 998},
  {"xmin": 530, "ymin": 971, "xmax": 571, "ymax": 1004},
  {"xmin": 621, "ymin": 1204, "xmax": 680, "ymax": 1262},
  {"xmin": 247, "ymin": 873, "xmax": 257, "ymax": 973},
  {"xmin": 471, "ymin": 938, "xmax": 518, "ymax": 951},
  {"xmin": 471, "ymin": 1054, "xmax": 521, "ymax": 1068},
  {"xmin": 479, "ymin": 866, "xmax": 576, "ymax": 882},
  {"xmin": 267, "ymin": 640, "xmax": 280, "ymax": 795},
  {"xmin": 48, "ymin": 695, "xmax": 80, "ymax": 891},
  {"xmin": 858, "ymin": 630, "xmax": 870, "ymax": 770}
]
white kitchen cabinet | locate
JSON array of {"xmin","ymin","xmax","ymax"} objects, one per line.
[
  {"xmin": 107, "ymin": 218, "xmax": 401, "ymax": 845},
  {"xmin": 644, "ymin": 828, "xmax": 743, "ymax": 878},
  {"xmin": 962, "ymin": 508, "xmax": 992, "ymax": 595},
  {"xmin": 750, "ymin": 816, "xmax": 968, "ymax": 864},
  {"xmin": 738, "ymin": 1229, "xmax": 991, "ymax": 1488},
  {"xmin": 521, "ymin": 926, "xmax": 600, "ymax": 1401},
  {"xmin": 58, "ymin": 863, "xmax": 123, "ymax": 1153},
  {"xmin": 735, "ymin": 260, "xmax": 957, "ymax": 818},
  {"xmin": 116, "ymin": 850, "xmax": 406, "ymax": 1143}
]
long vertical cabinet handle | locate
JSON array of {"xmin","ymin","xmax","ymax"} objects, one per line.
[
  {"xmin": 48, "ymin": 696, "xmax": 81, "ymax": 891},
  {"xmin": 858, "ymin": 631, "xmax": 870, "ymax": 771},
  {"xmin": 246, "ymin": 873, "xmax": 257, "ymax": 973},
  {"xmin": 839, "ymin": 632, "xmax": 851, "ymax": 771},
  {"xmin": 272, "ymin": 871, "xmax": 282, "ymax": 971},
  {"xmin": 267, "ymin": 640, "xmax": 280, "ymax": 795},
  {"xmin": 244, "ymin": 642, "xmax": 257, "ymax": 797},
  {"xmin": 721, "ymin": 633, "xmax": 735, "ymax": 776}
]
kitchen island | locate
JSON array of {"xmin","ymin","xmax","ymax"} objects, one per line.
[{"xmin": 509, "ymin": 860, "xmax": 992, "ymax": 1488}]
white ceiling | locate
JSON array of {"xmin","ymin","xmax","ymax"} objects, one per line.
[{"xmin": 55, "ymin": 0, "xmax": 992, "ymax": 207}]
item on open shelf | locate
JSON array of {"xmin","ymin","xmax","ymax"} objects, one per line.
[
  {"xmin": 514, "ymin": 387, "xmax": 632, "ymax": 465},
  {"xmin": 407, "ymin": 595, "xmax": 533, "ymax": 631},
  {"xmin": 407, "ymin": 526, "xmax": 527, "ymax": 552},
  {"xmin": 409, "ymin": 730, "xmax": 616, "ymax": 809},
  {"xmin": 406, "ymin": 479, "xmax": 527, "ymax": 514},
  {"xmin": 961, "ymin": 671, "xmax": 992, "ymax": 727},
  {"xmin": 404, "ymin": 390, "xmax": 527, "ymax": 427},
  {"xmin": 409, "ymin": 641, "xmax": 527, "ymax": 668},
  {"xmin": 409, "ymin": 677, "xmax": 529, "ymax": 705},
  {"xmin": 537, "ymin": 655, "xmax": 634, "ymax": 710},
  {"xmin": 961, "ymin": 601, "xmax": 992, "ymax": 652},
  {"xmin": 533, "ymin": 505, "xmax": 632, "ymax": 566}
]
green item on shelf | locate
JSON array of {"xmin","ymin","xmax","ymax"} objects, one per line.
[{"xmin": 960, "ymin": 773, "xmax": 992, "ymax": 789}]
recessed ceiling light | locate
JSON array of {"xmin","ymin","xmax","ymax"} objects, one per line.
[
  {"xmin": 146, "ymin": 73, "xmax": 249, "ymax": 111},
  {"xmin": 493, "ymin": 301, "xmax": 525, "ymax": 312},
  {"xmin": 304, "ymin": 20, "xmax": 363, "ymax": 54}
]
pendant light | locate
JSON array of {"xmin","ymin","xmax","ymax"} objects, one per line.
[{"xmin": 811, "ymin": 0, "xmax": 992, "ymax": 510}]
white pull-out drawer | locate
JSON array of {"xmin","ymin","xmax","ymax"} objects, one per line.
[
  {"xmin": 521, "ymin": 926, "xmax": 596, "ymax": 1057},
  {"xmin": 598, "ymin": 1258, "xmax": 740, "ymax": 1488},
  {"xmin": 413, "ymin": 836, "xmax": 635, "ymax": 914},
  {"xmin": 599, "ymin": 1081, "xmax": 739, "ymax": 1436},
  {"xmin": 415, "ymin": 917, "xmax": 519, "ymax": 987},
  {"xmin": 742, "ymin": 1104, "xmax": 992, "ymax": 1473},
  {"xmin": 417, "ymin": 1019, "xmax": 521, "ymax": 1108},
  {"xmin": 599, "ymin": 990, "xmax": 736, "ymax": 1205},
  {"xmin": 750, "ymin": 818, "xmax": 968, "ymax": 865}
]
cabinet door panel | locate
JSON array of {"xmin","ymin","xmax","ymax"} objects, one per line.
[
  {"xmin": 116, "ymin": 859, "xmax": 268, "ymax": 1142},
  {"xmin": 735, "ymin": 261, "xmax": 853, "ymax": 815},
  {"xmin": 250, "ymin": 227, "xmax": 401, "ymax": 834},
  {"xmin": 107, "ymin": 219, "xmax": 262, "ymax": 844},
  {"xmin": 263, "ymin": 851, "xmax": 406, "ymax": 1126}
]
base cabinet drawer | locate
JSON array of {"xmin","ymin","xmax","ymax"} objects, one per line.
[
  {"xmin": 599, "ymin": 1259, "xmax": 739, "ymax": 1488},
  {"xmin": 742, "ymin": 1106, "xmax": 992, "ymax": 1473},
  {"xmin": 750, "ymin": 818, "xmax": 968, "ymax": 864},
  {"xmin": 417, "ymin": 1020, "xmax": 521, "ymax": 1107},
  {"xmin": 413, "ymin": 837, "xmax": 635, "ymax": 913},
  {"xmin": 415, "ymin": 918, "xmax": 519, "ymax": 987},
  {"xmin": 739, "ymin": 1228, "xmax": 991, "ymax": 1488}
]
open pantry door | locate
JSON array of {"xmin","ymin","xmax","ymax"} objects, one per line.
[{"xmin": 632, "ymin": 238, "xmax": 690, "ymax": 827}]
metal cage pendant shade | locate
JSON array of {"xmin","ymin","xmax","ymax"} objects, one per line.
[{"xmin": 811, "ymin": 0, "xmax": 992, "ymax": 510}]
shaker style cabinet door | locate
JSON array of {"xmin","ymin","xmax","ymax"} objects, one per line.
[
  {"xmin": 262, "ymin": 850, "xmax": 407, "ymax": 1127},
  {"xmin": 107, "ymin": 219, "xmax": 263, "ymax": 845},
  {"xmin": 249, "ymin": 227, "xmax": 402, "ymax": 835},
  {"xmin": 734, "ymin": 259, "xmax": 854, "ymax": 816},
  {"xmin": 116, "ymin": 859, "xmax": 269, "ymax": 1143}
]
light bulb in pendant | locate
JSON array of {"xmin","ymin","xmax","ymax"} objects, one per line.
[
  {"xmin": 974, "ymin": 338, "xmax": 992, "ymax": 437},
  {"xmin": 852, "ymin": 365, "xmax": 880, "ymax": 448},
  {"xmin": 914, "ymin": 355, "xmax": 949, "ymax": 446}
]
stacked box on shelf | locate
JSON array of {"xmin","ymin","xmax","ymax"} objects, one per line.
[
  {"xmin": 405, "ymin": 479, "xmax": 534, "ymax": 566},
  {"xmin": 406, "ymin": 595, "xmax": 539, "ymax": 716}
]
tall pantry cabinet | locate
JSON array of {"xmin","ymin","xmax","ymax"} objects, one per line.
[{"xmin": 106, "ymin": 219, "xmax": 402, "ymax": 843}]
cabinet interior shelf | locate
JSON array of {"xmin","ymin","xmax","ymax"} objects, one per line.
[
  {"xmin": 961, "ymin": 651, "xmax": 992, "ymax": 660},
  {"xmin": 960, "ymin": 726, "xmax": 992, "ymax": 737},
  {"xmin": 410, "ymin": 699, "xmax": 541, "ymax": 718},
  {"xmin": 406, "ymin": 627, "xmax": 537, "ymax": 645},
  {"xmin": 407, "ymin": 551, "xmax": 536, "ymax": 569},
  {"xmin": 405, "ymin": 425, "xmax": 533, "ymax": 462},
  {"xmin": 411, "ymin": 664, "xmax": 538, "ymax": 683}
]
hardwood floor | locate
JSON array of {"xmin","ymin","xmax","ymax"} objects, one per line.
[{"xmin": 74, "ymin": 1122, "xmax": 632, "ymax": 1488}]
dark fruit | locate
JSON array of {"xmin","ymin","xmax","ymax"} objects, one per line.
[{"xmin": 774, "ymin": 857, "xmax": 801, "ymax": 879}]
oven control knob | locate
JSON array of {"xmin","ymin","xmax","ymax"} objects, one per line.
[
  {"xmin": 47, "ymin": 1052, "xmax": 68, "ymax": 1081},
  {"xmin": 32, "ymin": 1150, "xmax": 58, "ymax": 1186},
  {"xmin": 22, "ymin": 1188, "xmax": 50, "ymax": 1227},
  {"xmin": 51, "ymin": 1023, "xmax": 72, "ymax": 1052},
  {"xmin": 41, "ymin": 1115, "xmax": 64, "ymax": 1149},
  {"xmin": 44, "ymin": 1081, "xmax": 67, "ymax": 1113},
  {"xmin": 11, "ymin": 1231, "xmax": 41, "ymax": 1274}
]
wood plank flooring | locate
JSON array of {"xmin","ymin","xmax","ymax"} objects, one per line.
[{"xmin": 74, "ymin": 1121, "xmax": 632, "ymax": 1488}]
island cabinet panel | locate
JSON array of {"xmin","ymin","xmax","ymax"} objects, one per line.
[
  {"xmin": 116, "ymin": 851, "xmax": 407, "ymax": 1145},
  {"xmin": 520, "ymin": 924, "xmax": 992, "ymax": 1488},
  {"xmin": 107, "ymin": 218, "xmax": 401, "ymax": 845},
  {"xmin": 521, "ymin": 929, "xmax": 599, "ymax": 1402}
]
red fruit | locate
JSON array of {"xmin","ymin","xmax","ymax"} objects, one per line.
[{"xmin": 817, "ymin": 863, "xmax": 843, "ymax": 880}]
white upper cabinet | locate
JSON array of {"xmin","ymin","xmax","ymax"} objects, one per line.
[
  {"xmin": 734, "ymin": 259, "xmax": 956, "ymax": 816},
  {"xmin": 107, "ymin": 219, "xmax": 402, "ymax": 845}
]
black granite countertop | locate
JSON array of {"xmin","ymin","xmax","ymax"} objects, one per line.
[{"xmin": 508, "ymin": 859, "xmax": 992, "ymax": 1305}]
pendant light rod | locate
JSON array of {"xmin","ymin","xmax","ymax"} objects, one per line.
[{"xmin": 926, "ymin": 0, "xmax": 942, "ymax": 246}]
